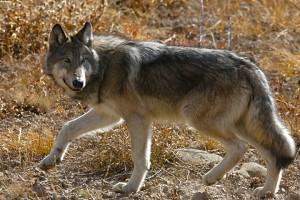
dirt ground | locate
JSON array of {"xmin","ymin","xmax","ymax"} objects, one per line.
[
  {"xmin": 0, "ymin": 131, "xmax": 299, "ymax": 199},
  {"xmin": 0, "ymin": 1, "xmax": 300, "ymax": 199}
]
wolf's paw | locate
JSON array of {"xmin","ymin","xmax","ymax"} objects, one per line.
[
  {"xmin": 253, "ymin": 187, "xmax": 275, "ymax": 198},
  {"xmin": 112, "ymin": 182, "xmax": 138, "ymax": 194},
  {"xmin": 39, "ymin": 155, "xmax": 60, "ymax": 170},
  {"xmin": 202, "ymin": 173, "xmax": 224, "ymax": 186}
]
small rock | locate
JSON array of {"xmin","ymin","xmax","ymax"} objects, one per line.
[
  {"xmin": 32, "ymin": 179, "xmax": 46, "ymax": 197},
  {"xmin": 162, "ymin": 186, "xmax": 169, "ymax": 194},
  {"xmin": 40, "ymin": 170, "xmax": 46, "ymax": 177},
  {"xmin": 235, "ymin": 162, "xmax": 267, "ymax": 178},
  {"xmin": 102, "ymin": 191, "xmax": 115, "ymax": 198},
  {"xmin": 38, "ymin": 175, "xmax": 47, "ymax": 181},
  {"xmin": 176, "ymin": 148, "xmax": 222, "ymax": 165},
  {"xmin": 235, "ymin": 169, "xmax": 250, "ymax": 178},
  {"xmin": 192, "ymin": 191, "xmax": 211, "ymax": 200}
]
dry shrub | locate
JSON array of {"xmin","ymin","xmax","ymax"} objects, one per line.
[
  {"xmin": 0, "ymin": 129, "xmax": 53, "ymax": 169},
  {"xmin": 72, "ymin": 123, "xmax": 222, "ymax": 175},
  {"xmin": 0, "ymin": 0, "xmax": 187, "ymax": 59}
]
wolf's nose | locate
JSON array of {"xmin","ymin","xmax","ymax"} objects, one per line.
[{"xmin": 72, "ymin": 79, "xmax": 84, "ymax": 89}]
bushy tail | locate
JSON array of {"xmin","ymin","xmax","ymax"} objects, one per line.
[
  {"xmin": 240, "ymin": 59, "xmax": 296, "ymax": 169},
  {"xmin": 260, "ymin": 115, "xmax": 296, "ymax": 168}
]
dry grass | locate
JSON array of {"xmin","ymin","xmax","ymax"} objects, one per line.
[{"xmin": 0, "ymin": 0, "xmax": 299, "ymax": 191}]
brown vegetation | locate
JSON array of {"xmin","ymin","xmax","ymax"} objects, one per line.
[{"xmin": 0, "ymin": 0, "xmax": 299, "ymax": 199}]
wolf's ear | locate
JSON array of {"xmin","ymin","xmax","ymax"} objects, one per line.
[
  {"xmin": 49, "ymin": 24, "xmax": 68, "ymax": 51},
  {"xmin": 77, "ymin": 22, "xmax": 93, "ymax": 47}
]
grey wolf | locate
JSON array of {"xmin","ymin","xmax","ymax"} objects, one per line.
[{"xmin": 39, "ymin": 22, "xmax": 296, "ymax": 197}]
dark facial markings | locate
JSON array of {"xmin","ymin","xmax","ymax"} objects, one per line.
[
  {"xmin": 81, "ymin": 56, "xmax": 87, "ymax": 64},
  {"xmin": 63, "ymin": 58, "xmax": 71, "ymax": 63}
]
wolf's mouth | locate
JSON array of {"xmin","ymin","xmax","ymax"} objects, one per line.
[{"xmin": 63, "ymin": 78, "xmax": 82, "ymax": 92}]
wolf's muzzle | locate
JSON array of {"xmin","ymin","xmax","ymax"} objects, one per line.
[{"xmin": 72, "ymin": 79, "xmax": 84, "ymax": 89}]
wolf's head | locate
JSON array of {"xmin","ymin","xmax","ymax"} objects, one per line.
[{"xmin": 44, "ymin": 22, "xmax": 99, "ymax": 96}]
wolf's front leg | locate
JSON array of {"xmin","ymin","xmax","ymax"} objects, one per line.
[
  {"xmin": 113, "ymin": 115, "xmax": 152, "ymax": 193},
  {"xmin": 39, "ymin": 108, "xmax": 121, "ymax": 170}
]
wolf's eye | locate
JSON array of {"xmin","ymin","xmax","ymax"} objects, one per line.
[
  {"xmin": 81, "ymin": 57, "xmax": 87, "ymax": 63},
  {"xmin": 63, "ymin": 58, "xmax": 70, "ymax": 63}
]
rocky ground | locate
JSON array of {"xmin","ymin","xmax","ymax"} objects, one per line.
[{"xmin": 0, "ymin": 140, "xmax": 299, "ymax": 199}]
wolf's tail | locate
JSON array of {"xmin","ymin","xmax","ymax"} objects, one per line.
[{"xmin": 239, "ymin": 58, "xmax": 296, "ymax": 169}]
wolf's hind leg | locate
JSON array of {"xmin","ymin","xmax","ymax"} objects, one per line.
[
  {"xmin": 39, "ymin": 108, "xmax": 121, "ymax": 170},
  {"xmin": 113, "ymin": 114, "xmax": 152, "ymax": 193},
  {"xmin": 236, "ymin": 115, "xmax": 295, "ymax": 197},
  {"xmin": 246, "ymin": 133, "xmax": 291, "ymax": 197},
  {"xmin": 245, "ymin": 134, "xmax": 284, "ymax": 197},
  {"xmin": 202, "ymin": 136, "xmax": 248, "ymax": 185},
  {"xmin": 252, "ymin": 160, "xmax": 282, "ymax": 197}
]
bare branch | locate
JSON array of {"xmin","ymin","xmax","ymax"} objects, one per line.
[
  {"xmin": 199, "ymin": 0, "xmax": 204, "ymax": 47},
  {"xmin": 227, "ymin": 0, "xmax": 233, "ymax": 50}
]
